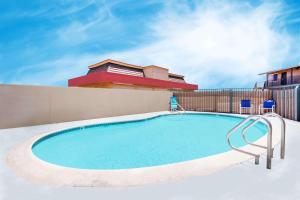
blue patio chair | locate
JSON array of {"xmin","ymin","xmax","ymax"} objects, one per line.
[
  {"xmin": 239, "ymin": 99, "xmax": 253, "ymax": 115},
  {"xmin": 259, "ymin": 99, "xmax": 276, "ymax": 114},
  {"xmin": 170, "ymin": 96, "xmax": 178, "ymax": 111}
]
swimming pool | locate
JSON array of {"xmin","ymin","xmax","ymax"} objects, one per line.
[{"xmin": 32, "ymin": 113, "xmax": 268, "ymax": 170}]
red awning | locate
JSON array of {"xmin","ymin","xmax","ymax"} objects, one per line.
[{"xmin": 68, "ymin": 71, "xmax": 198, "ymax": 90}]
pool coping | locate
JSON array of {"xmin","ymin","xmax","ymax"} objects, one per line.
[{"xmin": 6, "ymin": 111, "xmax": 282, "ymax": 187}]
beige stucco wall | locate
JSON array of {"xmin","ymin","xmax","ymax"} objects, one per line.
[{"xmin": 0, "ymin": 84, "xmax": 172, "ymax": 129}]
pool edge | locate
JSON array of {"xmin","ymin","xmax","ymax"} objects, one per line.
[{"xmin": 6, "ymin": 111, "xmax": 282, "ymax": 187}]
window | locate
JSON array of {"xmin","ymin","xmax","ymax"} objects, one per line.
[{"xmin": 273, "ymin": 74, "xmax": 278, "ymax": 81}]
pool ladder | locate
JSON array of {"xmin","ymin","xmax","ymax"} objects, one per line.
[
  {"xmin": 175, "ymin": 103, "xmax": 186, "ymax": 113},
  {"xmin": 226, "ymin": 112, "xmax": 286, "ymax": 169}
]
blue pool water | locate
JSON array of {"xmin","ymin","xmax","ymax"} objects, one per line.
[{"xmin": 32, "ymin": 114, "xmax": 267, "ymax": 170}]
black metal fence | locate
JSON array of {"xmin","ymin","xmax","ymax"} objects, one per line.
[{"xmin": 173, "ymin": 85, "xmax": 300, "ymax": 121}]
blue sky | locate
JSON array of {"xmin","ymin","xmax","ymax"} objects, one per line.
[{"xmin": 0, "ymin": 0, "xmax": 299, "ymax": 88}]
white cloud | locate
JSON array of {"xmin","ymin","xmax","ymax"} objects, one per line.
[
  {"xmin": 50, "ymin": 0, "xmax": 96, "ymax": 18},
  {"xmin": 10, "ymin": 0, "xmax": 300, "ymax": 88},
  {"xmin": 3, "ymin": 0, "xmax": 96, "ymax": 19},
  {"xmin": 8, "ymin": 54, "xmax": 101, "ymax": 86},
  {"xmin": 55, "ymin": 1, "xmax": 119, "ymax": 46},
  {"xmin": 106, "ymin": 1, "xmax": 297, "ymax": 88}
]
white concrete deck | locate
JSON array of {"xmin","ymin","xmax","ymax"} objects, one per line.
[{"xmin": 1, "ymin": 112, "xmax": 300, "ymax": 199}]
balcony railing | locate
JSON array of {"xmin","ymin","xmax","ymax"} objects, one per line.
[{"xmin": 267, "ymin": 75, "xmax": 300, "ymax": 87}]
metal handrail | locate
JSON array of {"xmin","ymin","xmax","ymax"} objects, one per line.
[
  {"xmin": 241, "ymin": 118, "xmax": 268, "ymax": 150},
  {"xmin": 226, "ymin": 115, "xmax": 273, "ymax": 169},
  {"xmin": 177, "ymin": 103, "xmax": 186, "ymax": 112},
  {"xmin": 262, "ymin": 112, "xmax": 286, "ymax": 159},
  {"xmin": 241, "ymin": 112, "xmax": 285, "ymax": 159}
]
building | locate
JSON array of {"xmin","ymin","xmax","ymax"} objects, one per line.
[
  {"xmin": 259, "ymin": 65, "xmax": 300, "ymax": 87},
  {"xmin": 68, "ymin": 59, "xmax": 198, "ymax": 90}
]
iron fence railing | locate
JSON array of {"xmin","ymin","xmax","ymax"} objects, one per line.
[{"xmin": 173, "ymin": 85, "xmax": 300, "ymax": 121}]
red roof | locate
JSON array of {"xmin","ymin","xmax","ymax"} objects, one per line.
[{"xmin": 68, "ymin": 71, "xmax": 198, "ymax": 90}]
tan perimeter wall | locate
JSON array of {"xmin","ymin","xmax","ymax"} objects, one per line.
[{"xmin": 0, "ymin": 84, "xmax": 172, "ymax": 129}]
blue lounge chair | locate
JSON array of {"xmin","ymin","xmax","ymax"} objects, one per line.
[
  {"xmin": 240, "ymin": 99, "xmax": 253, "ymax": 114},
  {"xmin": 259, "ymin": 99, "xmax": 276, "ymax": 114},
  {"xmin": 170, "ymin": 96, "xmax": 178, "ymax": 111}
]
